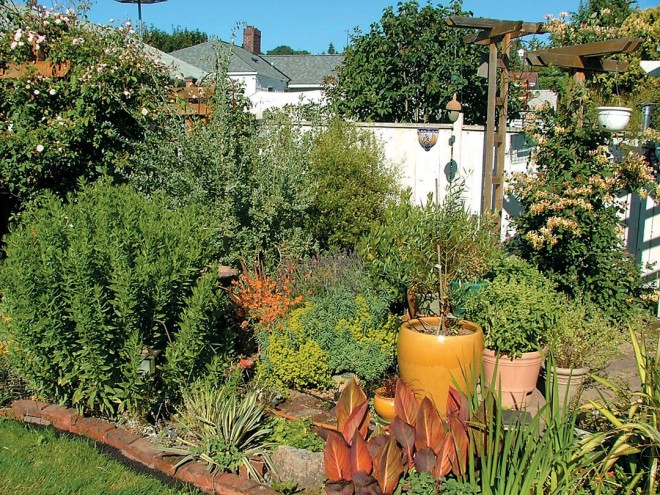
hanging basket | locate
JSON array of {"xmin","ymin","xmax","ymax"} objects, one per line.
[
  {"xmin": 596, "ymin": 106, "xmax": 632, "ymax": 132},
  {"xmin": 417, "ymin": 128, "xmax": 439, "ymax": 151}
]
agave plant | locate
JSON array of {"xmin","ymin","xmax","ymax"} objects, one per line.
[
  {"xmin": 165, "ymin": 382, "xmax": 275, "ymax": 481},
  {"xmin": 323, "ymin": 378, "xmax": 470, "ymax": 495}
]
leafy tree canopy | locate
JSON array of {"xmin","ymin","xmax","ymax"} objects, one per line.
[
  {"xmin": 143, "ymin": 25, "xmax": 209, "ymax": 53},
  {"xmin": 266, "ymin": 45, "xmax": 310, "ymax": 55},
  {"xmin": 327, "ymin": 42, "xmax": 337, "ymax": 54},
  {"xmin": 326, "ymin": 0, "xmax": 488, "ymax": 124}
]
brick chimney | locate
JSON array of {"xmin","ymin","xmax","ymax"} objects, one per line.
[{"xmin": 243, "ymin": 26, "xmax": 261, "ymax": 54}]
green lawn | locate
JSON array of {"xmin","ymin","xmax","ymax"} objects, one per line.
[{"xmin": 0, "ymin": 419, "xmax": 199, "ymax": 495}]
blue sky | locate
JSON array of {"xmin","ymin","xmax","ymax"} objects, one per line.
[{"xmin": 39, "ymin": 1, "xmax": 659, "ymax": 54}]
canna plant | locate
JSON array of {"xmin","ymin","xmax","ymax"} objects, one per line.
[{"xmin": 323, "ymin": 378, "xmax": 470, "ymax": 495}]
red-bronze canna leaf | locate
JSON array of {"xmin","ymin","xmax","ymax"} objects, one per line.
[
  {"xmin": 432, "ymin": 436, "xmax": 454, "ymax": 480},
  {"xmin": 352, "ymin": 471, "xmax": 382, "ymax": 494},
  {"xmin": 390, "ymin": 417, "xmax": 415, "ymax": 469},
  {"xmin": 413, "ymin": 446, "xmax": 437, "ymax": 474},
  {"xmin": 343, "ymin": 399, "xmax": 370, "ymax": 444},
  {"xmin": 445, "ymin": 387, "xmax": 469, "ymax": 424},
  {"xmin": 394, "ymin": 379, "xmax": 419, "ymax": 426},
  {"xmin": 415, "ymin": 397, "xmax": 445, "ymax": 452},
  {"xmin": 325, "ymin": 431, "xmax": 353, "ymax": 482},
  {"xmin": 372, "ymin": 436, "xmax": 404, "ymax": 495},
  {"xmin": 447, "ymin": 415, "xmax": 469, "ymax": 476},
  {"xmin": 325, "ymin": 481, "xmax": 355, "ymax": 495},
  {"xmin": 350, "ymin": 431, "xmax": 373, "ymax": 475},
  {"xmin": 336, "ymin": 378, "xmax": 368, "ymax": 433},
  {"xmin": 367, "ymin": 434, "xmax": 388, "ymax": 460}
]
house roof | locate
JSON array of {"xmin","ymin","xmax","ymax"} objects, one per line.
[
  {"xmin": 144, "ymin": 45, "xmax": 209, "ymax": 81},
  {"xmin": 262, "ymin": 54, "xmax": 343, "ymax": 87},
  {"xmin": 170, "ymin": 41, "xmax": 288, "ymax": 82}
]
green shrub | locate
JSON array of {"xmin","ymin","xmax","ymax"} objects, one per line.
[
  {"xmin": 464, "ymin": 258, "xmax": 561, "ymax": 357},
  {"xmin": 261, "ymin": 289, "xmax": 398, "ymax": 390},
  {"xmin": 266, "ymin": 417, "xmax": 324, "ymax": 452},
  {"xmin": 131, "ymin": 100, "xmax": 398, "ymax": 263},
  {"xmin": 307, "ymin": 118, "xmax": 399, "ymax": 251},
  {"xmin": 358, "ymin": 185, "xmax": 501, "ymax": 312},
  {"xmin": 0, "ymin": 182, "xmax": 234, "ymax": 416}
]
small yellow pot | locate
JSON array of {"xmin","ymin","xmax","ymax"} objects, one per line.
[
  {"xmin": 397, "ymin": 317, "xmax": 483, "ymax": 414},
  {"xmin": 373, "ymin": 387, "xmax": 396, "ymax": 423}
]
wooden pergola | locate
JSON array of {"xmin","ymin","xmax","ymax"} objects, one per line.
[
  {"xmin": 446, "ymin": 16, "xmax": 642, "ymax": 234},
  {"xmin": 525, "ymin": 37, "xmax": 642, "ymax": 84},
  {"xmin": 445, "ymin": 16, "xmax": 545, "ymax": 230}
]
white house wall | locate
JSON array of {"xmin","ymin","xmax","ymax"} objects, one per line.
[
  {"xmin": 250, "ymin": 90, "xmax": 325, "ymax": 119},
  {"xmin": 255, "ymin": 74, "xmax": 288, "ymax": 93}
]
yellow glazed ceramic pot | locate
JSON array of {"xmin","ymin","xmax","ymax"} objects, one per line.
[
  {"xmin": 397, "ymin": 317, "xmax": 483, "ymax": 414},
  {"xmin": 373, "ymin": 387, "xmax": 396, "ymax": 423}
]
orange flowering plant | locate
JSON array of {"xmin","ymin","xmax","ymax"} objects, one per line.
[{"xmin": 228, "ymin": 261, "xmax": 303, "ymax": 331}]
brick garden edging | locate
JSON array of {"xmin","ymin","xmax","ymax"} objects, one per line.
[{"xmin": 0, "ymin": 400, "xmax": 278, "ymax": 495}]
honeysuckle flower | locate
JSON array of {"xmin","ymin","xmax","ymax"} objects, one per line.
[
  {"xmin": 141, "ymin": 107, "xmax": 148, "ymax": 116},
  {"xmin": 36, "ymin": 144, "xmax": 44, "ymax": 152},
  {"xmin": 33, "ymin": 90, "xmax": 40, "ymax": 95},
  {"xmin": 49, "ymin": 89, "xmax": 57, "ymax": 96}
]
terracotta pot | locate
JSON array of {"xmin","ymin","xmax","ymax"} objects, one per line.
[
  {"xmin": 548, "ymin": 366, "xmax": 589, "ymax": 407},
  {"xmin": 373, "ymin": 387, "xmax": 396, "ymax": 423},
  {"xmin": 397, "ymin": 317, "xmax": 483, "ymax": 414},
  {"xmin": 482, "ymin": 349, "xmax": 543, "ymax": 408}
]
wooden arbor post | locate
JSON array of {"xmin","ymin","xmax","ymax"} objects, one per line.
[{"xmin": 445, "ymin": 17, "xmax": 545, "ymax": 232}]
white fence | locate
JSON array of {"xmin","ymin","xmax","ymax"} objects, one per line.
[{"xmin": 354, "ymin": 119, "xmax": 660, "ymax": 282}]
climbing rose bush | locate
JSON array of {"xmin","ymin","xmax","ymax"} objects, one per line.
[{"xmin": 0, "ymin": 3, "xmax": 172, "ymax": 207}]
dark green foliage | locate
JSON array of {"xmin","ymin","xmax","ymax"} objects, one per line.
[
  {"xmin": 161, "ymin": 271, "xmax": 236, "ymax": 397},
  {"xmin": 266, "ymin": 45, "xmax": 311, "ymax": 55},
  {"xmin": 0, "ymin": 182, "xmax": 234, "ymax": 416},
  {"xmin": 143, "ymin": 25, "xmax": 209, "ymax": 53},
  {"xmin": 327, "ymin": 0, "xmax": 488, "ymax": 124}
]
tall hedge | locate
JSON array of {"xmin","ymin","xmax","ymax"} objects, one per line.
[{"xmin": 0, "ymin": 182, "xmax": 234, "ymax": 416}]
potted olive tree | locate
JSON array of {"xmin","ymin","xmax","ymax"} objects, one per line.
[
  {"xmin": 547, "ymin": 295, "xmax": 623, "ymax": 406},
  {"xmin": 464, "ymin": 257, "xmax": 561, "ymax": 408},
  {"xmin": 359, "ymin": 184, "xmax": 501, "ymax": 412}
]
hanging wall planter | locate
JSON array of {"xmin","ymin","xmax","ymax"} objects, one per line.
[
  {"xmin": 417, "ymin": 128, "xmax": 439, "ymax": 151},
  {"xmin": 596, "ymin": 106, "xmax": 632, "ymax": 132}
]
